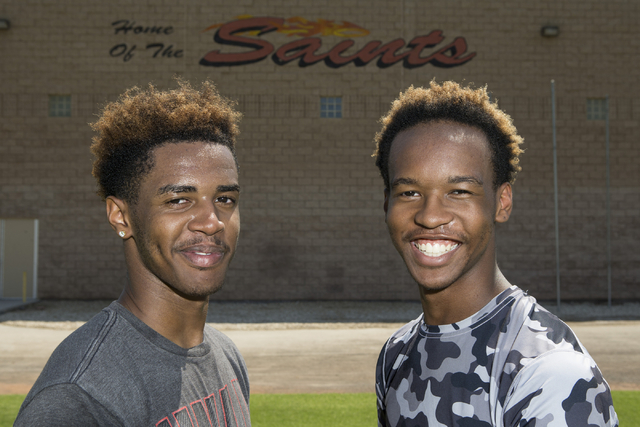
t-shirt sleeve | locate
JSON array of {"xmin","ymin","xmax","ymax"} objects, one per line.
[
  {"xmin": 207, "ymin": 326, "xmax": 251, "ymax": 404},
  {"xmin": 14, "ymin": 383, "xmax": 122, "ymax": 427},
  {"xmin": 375, "ymin": 339, "xmax": 393, "ymax": 427},
  {"xmin": 232, "ymin": 346, "xmax": 251, "ymax": 404},
  {"xmin": 375, "ymin": 321, "xmax": 421, "ymax": 427},
  {"xmin": 503, "ymin": 350, "xmax": 619, "ymax": 427}
]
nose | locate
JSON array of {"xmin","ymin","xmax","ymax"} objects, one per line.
[
  {"xmin": 188, "ymin": 201, "xmax": 225, "ymax": 235},
  {"xmin": 414, "ymin": 195, "xmax": 453, "ymax": 229}
]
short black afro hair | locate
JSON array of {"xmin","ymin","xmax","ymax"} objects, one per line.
[
  {"xmin": 91, "ymin": 79, "xmax": 241, "ymax": 203},
  {"xmin": 373, "ymin": 81, "xmax": 524, "ymax": 190}
]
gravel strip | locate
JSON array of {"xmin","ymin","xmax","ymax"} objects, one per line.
[{"xmin": 0, "ymin": 299, "xmax": 638, "ymax": 331}]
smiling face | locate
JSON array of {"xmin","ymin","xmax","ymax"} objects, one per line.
[
  {"xmin": 384, "ymin": 121, "xmax": 512, "ymax": 296},
  {"xmin": 123, "ymin": 141, "xmax": 240, "ymax": 299}
]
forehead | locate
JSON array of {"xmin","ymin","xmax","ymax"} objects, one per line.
[
  {"xmin": 145, "ymin": 141, "xmax": 238, "ymax": 187},
  {"xmin": 388, "ymin": 121, "xmax": 492, "ymax": 179}
]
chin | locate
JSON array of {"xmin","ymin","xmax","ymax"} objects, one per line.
[
  {"xmin": 171, "ymin": 279, "xmax": 226, "ymax": 300},
  {"xmin": 416, "ymin": 280, "xmax": 453, "ymax": 294},
  {"xmin": 405, "ymin": 264, "xmax": 455, "ymax": 290}
]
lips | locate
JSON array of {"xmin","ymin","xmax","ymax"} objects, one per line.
[
  {"xmin": 178, "ymin": 245, "xmax": 226, "ymax": 268},
  {"xmin": 408, "ymin": 234, "xmax": 462, "ymax": 265},
  {"xmin": 413, "ymin": 240, "xmax": 460, "ymax": 257}
]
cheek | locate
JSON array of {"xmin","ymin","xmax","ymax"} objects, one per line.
[
  {"xmin": 229, "ymin": 216, "xmax": 241, "ymax": 241},
  {"xmin": 385, "ymin": 208, "xmax": 406, "ymax": 242},
  {"xmin": 151, "ymin": 216, "xmax": 186, "ymax": 246},
  {"xmin": 469, "ymin": 213, "xmax": 494, "ymax": 246},
  {"xmin": 384, "ymin": 207, "xmax": 399, "ymax": 231}
]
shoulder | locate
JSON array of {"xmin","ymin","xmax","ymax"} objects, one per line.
[
  {"xmin": 505, "ymin": 296, "xmax": 586, "ymax": 363},
  {"xmin": 376, "ymin": 315, "xmax": 423, "ymax": 385},
  {"xmin": 19, "ymin": 304, "xmax": 135, "ymax": 410},
  {"xmin": 505, "ymin": 350, "xmax": 618, "ymax": 426},
  {"xmin": 495, "ymin": 289, "xmax": 585, "ymax": 360},
  {"xmin": 15, "ymin": 381, "xmax": 122, "ymax": 426},
  {"xmin": 384, "ymin": 315, "xmax": 424, "ymax": 350},
  {"xmin": 203, "ymin": 324, "xmax": 251, "ymax": 398},
  {"xmin": 26, "ymin": 306, "xmax": 119, "ymax": 390},
  {"xmin": 502, "ymin": 292, "xmax": 617, "ymax": 425},
  {"xmin": 379, "ymin": 315, "xmax": 423, "ymax": 357},
  {"xmin": 202, "ymin": 325, "xmax": 247, "ymax": 373},
  {"xmin": 203, "ymin": 325, "xmax": 243, "ymax": 357}
]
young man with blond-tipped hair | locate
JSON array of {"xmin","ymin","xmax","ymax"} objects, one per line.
[
  {"xmin": 373, "ymin": 81, "xmax": 617, "ymax": 426},
  {"xmin": 15, "ymin": 81, "xmax": 251, "ymax": 426}
]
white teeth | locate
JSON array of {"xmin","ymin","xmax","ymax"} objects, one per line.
[
  {"xmin": 195, "ymin": 251, "xmax": 211, "ymax": 256},
  {"xmin": 414, "ymin": 242, "xmax": 459, "ymax": 257}
]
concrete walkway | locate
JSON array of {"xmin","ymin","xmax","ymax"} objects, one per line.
[{"xmin": 1, "ymin": 300, "xmax": 639, "ymax": 395}]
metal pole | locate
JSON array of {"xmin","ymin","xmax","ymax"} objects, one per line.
[
  {"xmin": 23, "ymin": 272, "xmax": 27, "ymax": 303},
  {"xmin": 606, "ymin": 95, "xmax": 611, "ymax": 307},
  {"xmin": 551, "ymin": 80, "xmax": 561, "ymax": 307}
]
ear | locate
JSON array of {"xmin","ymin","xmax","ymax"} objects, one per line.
[
  {"xmin": 106, "ymin": 196, "xmax": 132, "ymax": 238},
  {"xmin": 495, "ymin": 182, "xmax": 512, "ymax": 223}
]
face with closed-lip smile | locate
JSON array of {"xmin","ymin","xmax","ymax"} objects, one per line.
[
  {"xmin": 121, "ymin": 141, "xmax": 240, "ymax": 300},
  {"xmin": 384, "ymin": 121, "xmax": 512, "ymax": 296}
]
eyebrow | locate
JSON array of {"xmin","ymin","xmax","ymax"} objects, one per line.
[
  {"xmin": 390, "ymin": 177, "xmax": 418, "ymax": 189},
  {"xmin": 156, "ymin": 183, "xmax": 241, "ymax": 196},
  {"xmin": 157, "ymin": 184, "xmax": 197, "ymax": 196},
  {"xmin": 218, "ymin": 184, "xmax": 241, "ymax": 193},
  {"xmin": 390, "ymin": 176, "xmax": 484, "ymax": 189},
  {"xmin": 448, "ymin": 176, "xmax": 484, "ymax": 186}
]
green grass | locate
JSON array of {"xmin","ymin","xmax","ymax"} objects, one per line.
[
  {"xmin": 1, "ymin": 391, "xmax": 638, "ymax": 426},
  {"xmin": 250, "ymin": 393, "xmax": 377, "ymax": 427},
  {"xmin": 0, "ymin": 394, "xmax": 24, "ymax": 427},
  {"xmin": 612, "ymin": 390, "xmax": 640, "ymax": 426}
]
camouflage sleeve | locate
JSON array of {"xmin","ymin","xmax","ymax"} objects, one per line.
[
  {"xmin": 375, "ymin": 319, "xmax": 421, "ymax": 427},
  {"xmin": 375, "ymin": 340, "xmax": 390, "ymax": 427},
  {"xmin": 503, "ymin": 349, "xmax": 618, "ymax": 427}
]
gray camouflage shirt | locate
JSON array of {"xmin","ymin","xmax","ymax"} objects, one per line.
[{"xmin": 376, "ymin": 286, "xmax": 618, "ymax": 426}]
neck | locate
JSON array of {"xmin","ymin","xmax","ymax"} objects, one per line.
[
  {"xmin": 119, "ymin": 242, "xmax": 210, "ymax": 349},
  {"xmin": 118, "ymin": 286, "xmax": 209, "ymax": 348},
  {"xmin": 419, "ymin": 266, "xmax": 511, "ymax": 325}
]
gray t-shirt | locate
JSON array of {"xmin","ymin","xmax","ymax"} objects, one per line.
[
  {"xmin": 15, "ymin": 301, "xmax": 251, "ymax": 426},
  {"xmin": 376, "ymin": 286, "xmax": 618, "ymax": 426}
]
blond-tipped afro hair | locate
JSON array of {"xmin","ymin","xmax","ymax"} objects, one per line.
[
  {"xmin": 90, "ymin": 79, "xmax": 241, "ymax": 203},
  {"xmin": 373, "ymin": 80, "xmax": 524, "ymax": 190}
]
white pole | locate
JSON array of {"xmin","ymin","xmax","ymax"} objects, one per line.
[
  {"xmin": 605, "ymin": 96, "xmax": 611, "ymax": 307},
  {"xmin": 551, "ymin": 80, "xmax": 561, "ymax": 307}
]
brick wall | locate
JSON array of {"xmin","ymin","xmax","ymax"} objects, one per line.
[{"xmin": 0, "ymin": 0, "xmax": 638, "ymax": 301}]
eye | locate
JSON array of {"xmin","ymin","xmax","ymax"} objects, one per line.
[
  {"xmin": 450, "ymin": 189, "xmax": 471, "ymax": 196},
  {"xmin": 216, "ymin": 196, "xmax": 237, "ymax": 206},
  {"xmin": 400, "ymin": 190, "xmax": 420, "ymax": 198},
  {"xmin": 167, "ymin": 198, "xmax": 190, "ymax": 206}
]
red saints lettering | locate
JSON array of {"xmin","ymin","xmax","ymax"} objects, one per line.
[
  {"xmin": 155, "ymin": 379, "xmax": 249, "ymax": 427},
  {"xmin": 200, "ymin": 17, "xmax": 476, "ymax": 68}
]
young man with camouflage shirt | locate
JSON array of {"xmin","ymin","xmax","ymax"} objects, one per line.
[{"xmin": 373, "ymin": 81, "xmax": 618, "ymax": 426}]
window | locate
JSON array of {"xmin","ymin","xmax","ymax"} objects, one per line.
[
  {"xmin": 320, "ymin": 97, "xmax": 342, "ymax": 118},
  {"xmin": 586, "ymin": 98, "xmax": 607, "ymax": 121},
  {"xmin": 48, "ymin": 95, "xmax": 71, "ymax": 117}
]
